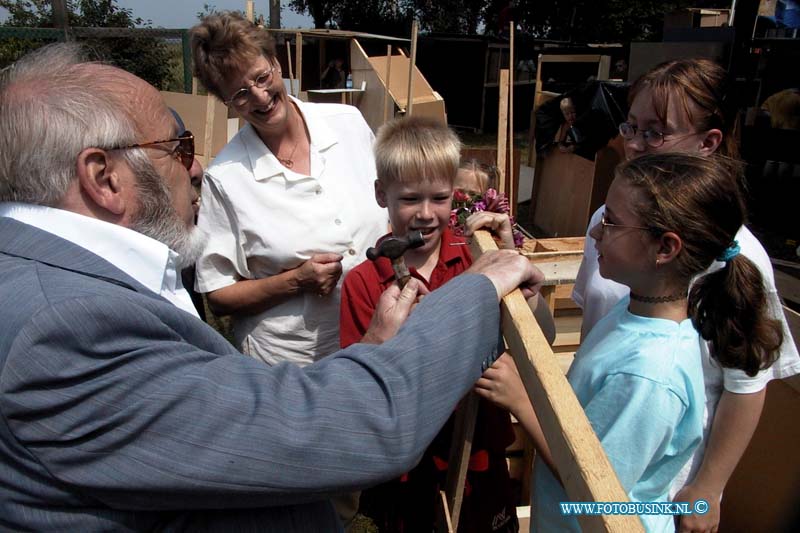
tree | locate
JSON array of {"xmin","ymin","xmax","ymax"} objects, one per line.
[{"xmin": 0, "ymin": 0, "xmax": 178, "ymax": 90}]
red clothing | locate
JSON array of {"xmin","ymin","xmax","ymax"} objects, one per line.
[
  {"xmin": 340, "ymin": 228, "xmax": 518, "ymax": 532},
  {"xmin": 340, "ymin": 228, "xmax": 472, "ymax": 348}
]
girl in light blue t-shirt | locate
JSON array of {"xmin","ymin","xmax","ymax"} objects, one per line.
[{"xmin": 475, "ymin": 153, "xmax": 784, "ymax": 532}]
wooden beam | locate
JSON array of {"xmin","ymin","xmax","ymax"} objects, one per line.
[
  {"xmin": 497, "ymin": 69, "xmax": 510, "ymax": 194},
  {"xmin": 286, "ymin": 39, "xmax": 295, "ymax": 93},
  {"xmin": 383, "ymin": 45, "xmax": 393, "ymax": 124},
  {"xmin": 470, "ymin": 230, "xmax": 644, "ymax": 533},
  {"xmin": 245, "ymin": 1, "xmax": 255, "ymax": 23},
  {"xmin": 295, "ymin": 32, "xmax": 303, "ymax": 95},
  {"xmin": 508, "ymin": 21, "xmax": 516, "ymax": 217},
  {"xmin": 203, "ymin": 95, "xmax": 216, "ymax": 168},
  {"xmin": 52, "ymin": 0, "xmax": 70, "ymax": 41},
  {"xmin": 406, "ymin": 20, "xmax": 418, "ymax": 116},
  {"xmin": 440, "ymin": 392, "xmax": 479, "ymax": 532}
]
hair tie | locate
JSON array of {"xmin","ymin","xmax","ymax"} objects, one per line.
[{"xmin": 717, "ymin": 240, "xmax": 740, "ymax": 262}]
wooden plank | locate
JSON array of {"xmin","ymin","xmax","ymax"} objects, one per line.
[
  {"xmin": 383, "ymin": 45, "xmax": 392, "ymax": 124},
  {"xmin": 774, "ymin": 269, "xmax": 800, "ymax": 307},
  {"xmin": 203, "ymin": 95, "xmax": 216, "ymax": 167},
  {"xmin": 497, "ymin": 69, "xmax": 510, "ymax": 193},
  {"xmin": 161, "ymin": 91, "xmax": 228, "ymax": 163},
  {"xmin": 508, "ymin": 22, "xmax": 515, "ymax": 217},
  {"xmin": 406, "ymin": 20, "xmax": 419, "ymax": 116},
  {"xmin": 530, "ymin": 147, "xmax": 595, "ymax": 237},
  {"xmin": 784, "ymin": 305, "xmax": 800, "ymax": 355},
  {"xmin": 295, "ymin": 32, "xmax": 303, "ymax": 95},
  {"xmin": 441, "ymin": 392, "xmax": 479, "ymax": 532},
  {"xmin": 470, "ymin": 230, "xmax": 643, "ymax": 533},
  {"xmin": 286, "ymin": 40, "xmax": 294, "ymax": 89},
  {"xmin": 245, "ymin": 0, "xmax": 254, "ymax": 22}
]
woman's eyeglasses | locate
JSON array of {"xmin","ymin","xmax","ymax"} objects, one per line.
[
  {"xmin": 225, "ymin": 65, "xmax": 276, "ymax": 107},
  {"xmin": 110, "ymin": 131, "xmax": 195, "ymax": 171}
]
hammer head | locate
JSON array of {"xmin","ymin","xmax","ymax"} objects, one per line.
[{"xmin": 366, "ymin": 230, "xmax": 425, "ymax": 261}]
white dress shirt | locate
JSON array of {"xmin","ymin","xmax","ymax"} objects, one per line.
[
  {"xmin": 195, "ymin": 97, "xmax": 387, "ymax": 366},
  {"xmin": 0, "ymin": 202, "xmax": 199, "ymax": 318}
]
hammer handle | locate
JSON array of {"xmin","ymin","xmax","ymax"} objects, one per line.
[{"xmin": 392, "ymin": 257, "xmax": 412, "ymax": 289}]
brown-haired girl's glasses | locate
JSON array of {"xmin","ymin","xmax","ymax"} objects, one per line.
[
  {"xmin": 600, "ymin": 212, "xmax": 656, "ymax": 233},
  {"xmin": 110, "ymin": 131, "xmax": 195, "ymax": 171},
  {"xmin": 618, "ymin": 122, "xmax": 699, "ymax": 149}
]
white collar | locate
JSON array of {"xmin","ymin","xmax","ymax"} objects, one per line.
[
  {"xmin": 244, "ymin": 96, "xmax": 338, "ymax": 182},
  {"xmin": 0, "ymin": 202, "xmax": 180, "ymax": 298}
]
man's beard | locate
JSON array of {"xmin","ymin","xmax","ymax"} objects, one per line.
[{"xmin": 128, "ymin": 155, "xmax": 208, "ymax": 269}]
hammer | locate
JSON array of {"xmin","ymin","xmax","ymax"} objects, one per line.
[{"xmin": 366, "ymin": 230, "xmax": 425, "ymax": 288}]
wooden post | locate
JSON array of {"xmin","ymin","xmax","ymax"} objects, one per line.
[
  {"xmin": 478, "ymin": 46, "xmax": 491, "ymax": 133},
  {"xmin": 52, "ymin": 0, "xmax": 70, "ymax": 41},
  {"xmin": 286, "ymin": 39, "xmax": 295, "ymax": 95},
  {"xmin": 439, "ymin": 392, "xmax": 479, "ymax": 532},
  {"xmin": 496, "ymin": 69, "xmax": 510, "ymax": 194},
  {"xmin": 469, "ymin": 230, "xmax": 645, "ymax": 533},
  {"xmin": 406, "ymin": 19, "xmax": 418, "ymax": 116},
  {"xmin": 295, "ymin": 32, "xmax": 303, "ymax": 96},
  {"xmin": 383, "ymin": 45, "xmax": 393, "ymax": 124},
  {"xmin": 203, "ymin": 95, "xmax": 217, "ymax": 168},
  {"xmin": 269, "ymin": 0, "xmax": 281, "ymax": 29},
  {"xmin": 245, "ymin": 0, "xmax": 255, "ymax": 23},
  {"xmin": 508, "ymin": 21, "xmax": 516, "ymax": 218}
]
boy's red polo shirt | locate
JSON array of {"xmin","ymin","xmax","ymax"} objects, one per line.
[{"xmin": 340, "ymin": 227, "xmax": 472, "ymax": 348}]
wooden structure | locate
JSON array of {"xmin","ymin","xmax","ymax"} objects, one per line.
[
  {"xmin": 442, "ymin": 231, "xmax": 644, "ymax": 532},
  {"xmin": 529, "ymin": 135, "xmax": 624, "ymax": 237},
  {"xmin": 350, "ymin": 39, "xmax": 446, "ymax": 129},
  {"xmin": 160, "ymin": 91, "xmax": 228, "ymax": 167},
  {"xmin": 263, "ymin": 28, "xmax": 444, "ymax": 131},
  {"xmin": 414, "ymin": 34, "xmax": 540, "ymax": 133}
]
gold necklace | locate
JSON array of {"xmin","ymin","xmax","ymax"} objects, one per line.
[{"xmin": 277, "ymin": 139, "xmax": 299, "ymax": 168}]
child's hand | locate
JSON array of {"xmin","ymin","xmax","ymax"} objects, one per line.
[
  {"xmin": 464, "ymin": 212, "xmax": 516, "ymax": 250},
  {"xmin": 474, "ymin": 353, "xmax": 528, "ymax": 416}
]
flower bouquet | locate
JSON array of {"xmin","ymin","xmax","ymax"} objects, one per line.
[{"xmin": 449, "ymin": 188, "xmax": 525, "ymax": 247}]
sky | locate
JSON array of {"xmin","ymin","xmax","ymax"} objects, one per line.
[{"xmin": 0, "ymin": 1, "xmax": 314, "ymax": 29}]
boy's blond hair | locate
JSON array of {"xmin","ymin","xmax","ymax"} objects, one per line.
[{"xmin": 374, "ymin": 116, "xmax": 461, "ymax": 185}]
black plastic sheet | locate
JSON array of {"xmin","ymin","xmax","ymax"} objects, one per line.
[{"xmin": 535, "ymin": 81, "xmax": 630, "ymax": 161}]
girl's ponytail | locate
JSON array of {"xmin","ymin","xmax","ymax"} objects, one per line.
[{"xmin": 689, "ymin": 253, "xmax": 783, "ymax": 376}]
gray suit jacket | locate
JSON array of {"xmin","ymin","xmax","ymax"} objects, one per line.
[{"xmin": 0, "ymin": 217, "xmax": 501, "ymax": 532}]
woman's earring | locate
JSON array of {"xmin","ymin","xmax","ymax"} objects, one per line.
[{"xmin": 655, "ymin": 258, "xmax": 660, "ymax": 268}]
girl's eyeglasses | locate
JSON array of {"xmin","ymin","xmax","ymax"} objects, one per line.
[{"xmin": 600, "ymin": 212, "xmax": 655, "ymax": 233}]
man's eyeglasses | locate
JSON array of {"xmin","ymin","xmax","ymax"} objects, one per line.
[
  {"xmin": 225, "ymin": 65, "xmax": 276, "ymax": 107},
  {"xmin": 110, "ymin": 131, "xmax": 195, "ymax": 171},
  {"xmin": 600, "ymin": 212, "xmax": 655, "ymax": 233}
]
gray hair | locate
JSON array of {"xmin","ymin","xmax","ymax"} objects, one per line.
[{"xmin": 0, "ymin": 43, "xmax": 137, "ymax": 206}]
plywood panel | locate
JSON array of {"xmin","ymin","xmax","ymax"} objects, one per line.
[
  {"xmin": 531, "ymin": 149, "xmax": 595, "ymax": 237},
  {"xmin": 161, "ymin": 91, "xmax": 228, "ymax": 166}
]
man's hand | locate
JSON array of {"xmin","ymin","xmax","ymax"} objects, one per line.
[
  {"xmin": 361, "ymin": 279, "xmax": 428, "ymax": 344},
  {"xmin": 673, "ymin": 484, "xmax": 721, "ymax": 533},
  {"xmin": 464, "ymin": 212, "xmax": 516, "ymax": 250},
  {"xmin": 295, "ymin": 253, "xmax": 343, "ymax": 297},
  {"xmin": 466, "ymin": 250, "xmax": 544, "ymax": 301}
]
